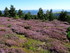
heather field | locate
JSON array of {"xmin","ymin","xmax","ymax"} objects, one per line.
[{"xmin": 0, "ymin": 17, "xmax": 69, "ymax": 53}]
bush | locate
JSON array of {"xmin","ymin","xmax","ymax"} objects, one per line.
[
  {"xmin": 0, "ymin": 29, "xmax": 6, "ymax": 31},
  {"xmin": 24, "ymin": 12, "xmax": 32, "ymax": 20},
  {"xmin": 66, "ymin": 15, "xmax": 70, "ymax": 23},
  {"xmin": 24, "ymin": 26, "xmax": 31, "ymax": 29},
  {"xmin": 13, "ymin": 14, "xmax": 19, "ymax": 19},
  {"xmin": 67, "ymin": 27, "xmax": 70, "ymax": 41},
  {"xmin": 7, "ymin": 24, "xmax": 12, "ymax": 27},
  {"xmin": 7, "ymin": 19, "xmax": 10, "ymax": 21},
  {"xmin": 67, "ymin": 27, "xmax": 70, "ymax": 32},
  {"xmin": 67, "ymin": 31, "xmax": 70, "ymax": 40}
]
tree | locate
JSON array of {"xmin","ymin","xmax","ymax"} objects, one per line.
[
  {"xmin": 66, "ymin": 15, "xmax": 70, "ymax": 23},
  {"xmin": 37, "ymin": 8, "xmax": 44, "ymax": 19},
  {"xmin": 24, "ymin": 12, "xmax": 32, "ymax": 20},
  {"xmin": 9, "ymin": 5, "xmax": 16, "ymax": 17},
  {"xmin": 17, "ymin": 9, "xmax": 23, "ymax": 18},
  {"xmin": 32, "ymin": 15, "xmax": 37, "ymax": 19},
  {"xmin": 48, "ymin": 9, "xmax": 54, "ymax": 21},
  {"xmin": 58, "ymin": 11, "xmax": 68, "ymax": 21},
  {"xmin": 44, "ymin": 10, "xmax": 50, "ymax": 20},
  {"xmin": 0, "ymin": 10, "xmax": 2, "ymax": 16},
  {"xmin": 4, "ymin": 7, "xmax": 9, "ymax": 17}
]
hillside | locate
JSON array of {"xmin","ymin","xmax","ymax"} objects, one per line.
[{"xmin": 0, "ymin": 17, "xmax": 70, "ymax": 53}]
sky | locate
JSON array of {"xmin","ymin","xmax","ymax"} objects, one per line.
[{"xmin": 0, "ymin": 0, "xmax": 70, "ymax": 10}]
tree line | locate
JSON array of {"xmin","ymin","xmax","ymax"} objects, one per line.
[{"xmin": 0, "ymin": 5, "xmax": 70, "ymax": 22}]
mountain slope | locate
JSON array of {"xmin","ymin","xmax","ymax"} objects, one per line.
[{"xmin": 0, "ymin": 17, "xmax": 70, "ymax": 53}]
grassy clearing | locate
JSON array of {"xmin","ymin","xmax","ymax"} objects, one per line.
[{"xmin": 13, "ymin": 34, "xmax": 51, "ymax": 53}]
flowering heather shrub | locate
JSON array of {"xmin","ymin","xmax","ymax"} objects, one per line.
[
  {"xmin": 0, "ymin": 44, "xmax": 8, "ymax": 48},
  {"xmin": 7, "ymin": 19, "xmax": 10, "ymax": 21},
  {"xmin": 0, "ymin": 29, "xmax": 6, "ymax": 31},
  {"xmin": 45, "ymin": 39, "xmax": 69, "ymax": 53},
  {"xmin": 0, "ymin": 48, "xmax": 25, "ymax": 53},
  {"xmin": 24, "ymin": 26, "xmax": 31, "ymax": 29},
  {"xmin": 4, "ymin": 34, "xmax": 19, "ymax": 40},
  {"xmin": 5, "ymin": 39, "xmax": 19, "ymax": 47},
  {"xmin": 0, "ymin": 17, "xmax": 70, "ymax": 53}
]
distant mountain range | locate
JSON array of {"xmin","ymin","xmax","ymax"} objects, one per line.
[
  {"xmin": 22, "ymin": 9, "xmax": 70, "ymax": 15},
  {"xmin": 2, "ymin": 9, "xmax": 70, "ymax": 15}
]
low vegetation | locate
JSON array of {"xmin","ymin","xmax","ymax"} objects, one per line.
[{"xmin": 67, "ymin": 27, "xmax": 70, "ymax": 41}]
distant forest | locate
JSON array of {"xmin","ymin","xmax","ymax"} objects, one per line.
[{"xmin": 0, "ymin": 5, "xmax": 70, "ymax": 23}]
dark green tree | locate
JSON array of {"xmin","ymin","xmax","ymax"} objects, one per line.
[
  {"xmin": 24, "ymin": 12, "xmax": 32, "ymax": 20},
  {"xmin": 58, "ymin": 11, "xmax": 68, "ymax": 21},
  {"xmin": 66, "ymin": 15, "xmax": 70, "ymax": 23},
  {"xmin": 4, "ymin": 7, "xmax": 9, "ymax": 17},
  {"xmin": 32, "ymin": 15, "xmax": 37, "ymax": 19},
  {"xmin": 37, "ymin": 8, "xmax": 44, "ymax": 19},
  {"xmin": 44, "ymin": 10, "xmax": 50, "ymax": 20},
  {"xmin": 0, "ymin": 10, "xmax": 2, "ymax": 16},
  {"xmin": 48, "ymin": 9, "xmax": 54, "ymax": 21},
  {"xmin": 17, "ymin": 9, "xmax": 23, "ymax": 18},
  {"xmin": 9, "ymin": 5, "xmax": 16, "ymax": 17}
]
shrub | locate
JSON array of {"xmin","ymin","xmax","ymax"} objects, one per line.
[
  {"xmin": 7, "ymin": 24, "xmax": 12, "ymax": 27},
  {"xmin": 67, "ymin": 27, "xmax": 70, "ymax": 41},
  {"xmin": 24, "ymin": 12, "xmax": 32, "ymax": 20},
  {"xmin": 24, "ymin": 26, "xmax": 31, "ymax": 29},
  {"xmin": 5, "ymin": 34, "xmax": 11, "ymax": 38},
  {"xmin": 7, "ymin": 19, "xmax": 10, "ymax": 21},
  {"xmin": 13, "ymin": 14, "xmax": 19, "ymax": 19},
  {"xmin": 67, "ymin": 27, "xmax": 70, "ymax": 32},
  {"xmin": 0, "ymin": 29, "xmax": 6, "ymax": 31},
  {"xmin": 67, "ymin": 31, "xmax": 70, "ymax": 40}
]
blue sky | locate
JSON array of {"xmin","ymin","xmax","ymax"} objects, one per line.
[{"xmin": 0, "ymin": 0, "xmax": 70, "ymax": 10}]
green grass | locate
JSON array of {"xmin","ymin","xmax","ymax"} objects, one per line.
[
  {"xmin": 67, "ymin": 31, "xmax": 70, "ymax": 38},
  {"xmin": 0, "ymin": 25, "xmax": 5, "ymax": 27},
  {"xmin": 10, "ymin": 34, "xmax": 51, "ymax": 53},
  {"xmin": 16, "ymin": 34, "xmax": 26, "ymax": 39},
  {"xmin": 23, "ymin": 38, "xmax": 43, "ymax": 50},
  {"xmin": 64, "ymin": 43, "xmax": 70, "ymax": 48}
]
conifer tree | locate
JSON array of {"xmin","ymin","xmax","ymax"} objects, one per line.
[
  {"xmin": 44, "ymin": 10, "xmax": 49, "ymax": 20},
  {"xmin": 4, "ymin": 7, "xmax": 9, "ymax": 17},
  {"xmin": 24, "ymin": 12, "xmax": 31, "ymax": 20},
  {"xmin": 17, "ymin": 9, "xmax": 23, "ymax": 18},
  {"xmin": 0, "ymin": 10, "xmax": 2, "ymax": 16},
  {"xmin": 48, "ymin": 9, "xmax": 54, "ymax": 21},
  {"xmin": 9, "ymin": 5, "xmax": 16, "ymax": 17},
  {"xmin": 37, "ymin": 8, "xmax": 44, "ymax": 19},
  {"xmin": 58, "ymin": 11, "xmax": 68, "ymax": 21}
]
